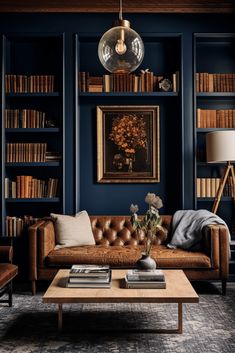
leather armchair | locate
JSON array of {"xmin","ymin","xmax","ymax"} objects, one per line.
[{"xmin": 0, "ymin": 246, "xmax": 18, "ymax": 306}]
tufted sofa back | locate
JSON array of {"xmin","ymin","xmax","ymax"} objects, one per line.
[{"xmin": 89, "ymin": 215, "xmax": 172, "ymax": 247}]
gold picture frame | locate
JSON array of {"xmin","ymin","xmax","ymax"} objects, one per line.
[{"xmin": 97, "ymin": 105, "xmax": 160, "ymax": 183}]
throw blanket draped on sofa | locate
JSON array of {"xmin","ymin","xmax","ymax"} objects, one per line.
[{"xmin": 167, "ymin": 209, "xmax": 230, "ymax": 251}]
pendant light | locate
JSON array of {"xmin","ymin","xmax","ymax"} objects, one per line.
[{"xmin": 98, "ymin": 0, "xmax": 144, "ymax": 73}]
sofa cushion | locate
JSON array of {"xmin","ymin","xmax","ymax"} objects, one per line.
[
  {"xmin": 46, "ymin": 245, "xmax": 211, "ymax": 269},
  {"xmin": 50, "ymin": 211, "xmax": 95, "ymax": 249}
]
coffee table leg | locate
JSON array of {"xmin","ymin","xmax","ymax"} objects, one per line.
[
  {"xmin": 56, "ymin": 302, "xmax": 183, "ymax": 333},
  {"xmin": 58, "ymin": 304, "xmax": 63, "ymax": 331},
  {"xmin": 178, "ymin": 303, "xmax": 183, "ymax": 334}
]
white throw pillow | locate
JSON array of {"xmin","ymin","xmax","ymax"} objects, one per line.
[{"xmin": 50, "ymin": 210, "xmax": 95, "ymax": 249}]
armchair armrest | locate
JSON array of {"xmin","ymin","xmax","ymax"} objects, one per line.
[
  {"xmin": 203, "ymin": 224, "xmax": 230, "ymax": 280},
  {"xmin": 28, "ymin": 220, "xmax": 47, "ymax": 281},
  {"xmin": 0, "ymin": 246, "xmax": 13, "ymax": 263},
  {"xmin": 38, "ymin": 220, "xmax": 56, "ymax": 267}
]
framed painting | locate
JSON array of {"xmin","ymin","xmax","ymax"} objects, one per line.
[{"xmin": 97, "ymin": 105, "xmax": 160, "ymax": 183}]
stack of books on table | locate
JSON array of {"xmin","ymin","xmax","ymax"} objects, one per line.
[
  {"xmin": 66, "ymin": 264, "xmax": 112, "ymax": 288},
  {"xmin": 125, "ymin": 269, "xmax": 166, "ymax": 289}
]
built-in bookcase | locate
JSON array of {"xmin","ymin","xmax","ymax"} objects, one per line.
[
  {"xmin": 75, "ymin": 33, "xmax": 183, "ymax": 215},
  {"xmin": 1, "ymin": 34, "xmax": 65, "ymax": 239},
  {"xmin": 194, "ymin": 33, "xmax": 235, "ymax": 234}
]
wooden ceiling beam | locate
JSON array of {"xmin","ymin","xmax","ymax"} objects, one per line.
[{"xmin": 0, "ymin": 1, "xmax": 234, "ymax": 14}]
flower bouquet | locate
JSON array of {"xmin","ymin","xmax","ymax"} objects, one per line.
[{"xmin": 130, "ymin": 192, "xmax": 167, "ymax": 269}]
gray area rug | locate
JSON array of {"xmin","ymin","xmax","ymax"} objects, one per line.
[{"xmin": 0, "ymin": 282, "xmax": 234, "ymax": 353}]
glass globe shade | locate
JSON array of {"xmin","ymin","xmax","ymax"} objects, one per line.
[{"xmin": 98, "ymin": 25, "xmax": 144, "ymax": 73}]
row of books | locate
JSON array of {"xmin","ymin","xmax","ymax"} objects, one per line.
[
  {"xmin": 197, "ymin": 109, "xmax": 235, "ymax": 128},
  {"xmin": 66, "ymin": 265, "xmax": 112, "ymax": 288},
  {"xmin": 5, "ymin": 109, "xmax": 47, "ymax": 128},
  {"xmin": 125, "ymin": 269, "xmax": 166, "ymax": 289},
  {"xmin": 6, "ymin": 143, "xmax": 47, "ymax": 163},
  {"xmin": 78, "ymin": 71, "xmax": 179, "ymax": 93},
  {"xmin": 196, "ymin": 177, "xmax": 234, "ymax": 198},
  {"xmin": 5, "ymin": 74, "xmax": 55, "ymax": 93},
  {"xmin": 5, "ymin": 176, "xmax": 59, "ymax": 199},
  {"xmin": 196, "ymin": 73, "xmax": 235, "ymax": 92},
  {"xmin": 5, "ymin": 215, "xmax": 40, "ymax": 237}
]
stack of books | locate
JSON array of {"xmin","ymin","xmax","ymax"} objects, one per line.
[
  {"xmin": 125, "ymin": 269, "xmax": 166, "ymax": 289},
  {"xmin": 66, "ymin": 264, "xmax": 112, "ymax": 288}
]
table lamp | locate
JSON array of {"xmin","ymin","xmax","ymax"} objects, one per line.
[{"xmin": 206, "ymin": 130, "xmax": 235, "ymax": 214}]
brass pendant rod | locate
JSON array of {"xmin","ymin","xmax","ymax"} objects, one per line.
[{"xmin": 119, "ymin": 0, "xmax": 123, "ymax": 20}]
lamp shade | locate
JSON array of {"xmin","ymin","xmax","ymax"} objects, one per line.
[{"xmin": 206, "ymin": 131, "xmax": 235, "ymax": 163}]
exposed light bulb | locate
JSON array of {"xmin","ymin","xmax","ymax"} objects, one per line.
[
  {"xmin": 98, "ymin": 0, "xmax": 144, "ymax": 73},
  {"xmin": 115, "ymin": 39, "xmax": 127, "ymax": 55}
]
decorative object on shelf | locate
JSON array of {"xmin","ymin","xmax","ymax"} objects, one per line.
[
  {"xmin": 206, "ymin": 131, "xmax": 235, "ymax": 213},
  {"xmin": 159, "ymin": 78, "xmax": 172, "ymax": 92},
  {"xmin": 130, "ymin": 193, "xmax": 168, "ymax": 269},
  {"xmin": 98, "ymin": 0, "xmax": 144, "ymax": 73},
  {"xmin": 45, "ymin": 119, "xmax": 56, "ymax": 127},
  {"xmin": 97, "ymin": 105, "xmax": 160, "ymax": 183}
]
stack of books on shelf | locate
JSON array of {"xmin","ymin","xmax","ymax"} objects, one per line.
[
  {"xmin": 5, "ymin": 176, "xmax": 59, "ymax": 199},
  {"xmin": 196, "ymin": 72, "xmax": 235, "ymax": 92},
  {"xmin": 6, "ymin": 143, "xmax": 47, "ymax": 162},
  {"xmin": 45, "ymin": 151, "xmax": 62, "ymax": 162},
  {"xmin": 5, "ymin": 74, "xmax": 55, "ymax": 93},
  {"xmin": 78, "ymin": 71, "xmax": 179, "ymax": 93},
  {"xmin": 196, "ymin": 177, "xmax": 234, "ymax": 198},
  {"xmin": 125, "ymin": 269, "xmax": 166, "ymax": 289},
  {"xmin": 66, "ymin": 265, "xmax": 112, "ymax": 288},
  {"xmin": 5, "ymin": 215, "xmax": 40, "ymax": 237},
  {"xmin": 196, "ymin": 109, "xmax": 235, "ymax": 128},
  {"xmin": 5, "ymin": 109, "xmax": 46, "ymax": 128}
]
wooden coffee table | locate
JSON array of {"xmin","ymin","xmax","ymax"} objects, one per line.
[{"xmin": 43, "ymin": 269, "xmax": 199, "ymax": 333}]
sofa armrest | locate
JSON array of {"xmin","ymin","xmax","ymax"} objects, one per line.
[
  {"xmin": 0, "ymin": 246, "xmax": 13, "ymax": 263},
  {"xmin": 203, "ymin": 224, "xmax": 230, "ymax": 279},
  {"xmin": 38, "ymin": 221, "xmax": 56, "ymax": 267},
  {"xmin": 28, "ymin": 220, "xmax": 47, "ymax": 281}
]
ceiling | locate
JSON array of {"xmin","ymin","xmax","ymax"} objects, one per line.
[{"xmin": 0, "ymin": 0, "xmax": 234, "ymax": 13}]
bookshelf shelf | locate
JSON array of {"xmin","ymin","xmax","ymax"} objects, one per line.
[
  {"xmin": 197, "ymin": 93, "xmax": 235, "ymax": 98},
  {"xmin": 6, "ymin": 93, "xmax": 60, "ymax": 97},
  {"xmin": 197, "ymin": 128, "xmax": 235, "ymax": 133},
  {"xmin": 5, "ymin": 162, "xmax": 60, "ymax": 167},
  {"xmin": 5, "ymin": 128, "xmax": 60, "ymax": 133},
  {"xmin": 5, "ymin": 198, "xmax": 60, "ymax": 203},
  {"xmin": 79, "ymin": 92, "xmax": 179, "ymax": 97},
  {"xmin": 197, "ymin": 162, "xmax": 226, "ymax": 166},
  {"xmin": 197, "ymin": 197, "xmax": 232, "ymax": 202}
]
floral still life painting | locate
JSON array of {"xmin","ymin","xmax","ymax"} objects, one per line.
[{"xmin": 97, "ymin": 106, "xmax": 160, "ymax": 183}]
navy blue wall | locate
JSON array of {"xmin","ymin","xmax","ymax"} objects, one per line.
[{"xmin": 0, "ymin": 13, "xmax": 234, "ymax": 216}]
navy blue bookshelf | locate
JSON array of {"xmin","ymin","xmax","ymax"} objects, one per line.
[
  {"xmin": 194, "ymin": 33, "xmax": 235, "ymax": 281},
  {"xmin": 1, "ymin": 33, "xmax": 65, "ymax": 239},
  {"xmin": 76, "ymin": 32, "xmax": 183, "ymax": 215}
]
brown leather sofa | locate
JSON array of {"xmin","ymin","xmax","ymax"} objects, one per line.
[
  {"xmin": 28, "ymin": 215, "xmax": 230, "ymax": 295},
  {"xmin": 0, "ymin": 246, "xmax": 18, "ymax": 306}
]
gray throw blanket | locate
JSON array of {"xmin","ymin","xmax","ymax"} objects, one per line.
[{"xmin": 167, "ymin": 209, "xmax": 230, "ymax": 251}]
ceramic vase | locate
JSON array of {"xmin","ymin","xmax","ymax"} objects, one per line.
[{"xmin": 136, "ymin": 253, "xmax": 156, "ymax": 270}]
